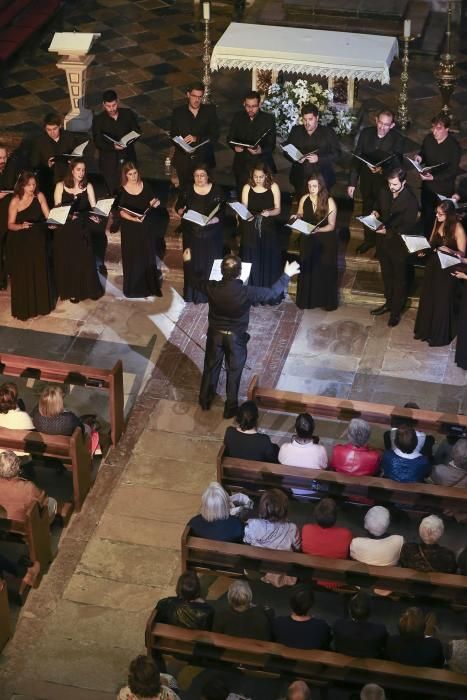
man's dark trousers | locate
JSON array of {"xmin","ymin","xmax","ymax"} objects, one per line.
[
  {"xmin": 377, "ymin": 233, "xmax": 409, "ymax": 317},
  {"xmin": 199, "ymin": 329, "xmax": 249, "ymax": 414}
]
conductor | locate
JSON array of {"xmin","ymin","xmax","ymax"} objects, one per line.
[{"xmin": 182, "ymin": 250, "xmax": 300, "ymax": 419}]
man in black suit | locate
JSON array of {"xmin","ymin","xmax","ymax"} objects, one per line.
[
  {"xmin": 92, "ymin": 89, "xmax": 140, "ymax": 195},
  {"xmin": 30, "ymin": 112, "xmax": 78, "ymax": 204},
  {"xmin": 371, "ymin": 168, "xmax": 419, "ymax": 327},
  {"xmin": 348, "ymin": 108, "xmax": 405, "ymax": 253},
  {"xmin": 333, "ymin": 592, "xmax": 387, "ymax": 659},
  {"xmin": 170, "ymin": 81, "xmax": 219, "ymax": 190},
  {"xmin": 227, "ymin": 90, "xmax": 276, "ymax": 193},
  {"xmin": 182, "ymin": 250, "xmax": 299, "ymax": 419},
  {"xmin": 284, "ymin": 103, "xmax": 341, "ymax": 196}
]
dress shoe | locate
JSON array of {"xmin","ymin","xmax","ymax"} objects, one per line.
[
  {"xmin": 388, "ymin": 314, "xmax": 400, "ymax": 327},
  {"xmin": 70, "ymin": 297, "xmax": 79, "ymax": 304},
  {"xmin": 199, "ymin": 401, "xmax": 211, "ymax": 411},
  {"xmin": 356, "ymin": 242, "xmax": 375, "ymax": 254},
  {"xmin": 223, "ymin": 405, "xmax": 238, "ymax": 420},
  {"xmin": 370, "ymin": 303, "xmax": 390, "ymax": 316}
]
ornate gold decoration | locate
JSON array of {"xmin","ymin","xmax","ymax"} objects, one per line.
[
  {"xmin": 436, "ymin": 2, "xmax": 457, "ymax": 116},
  {"xmin": 397, "ymin": 34, "xmax": 410, "ymax": 130}
]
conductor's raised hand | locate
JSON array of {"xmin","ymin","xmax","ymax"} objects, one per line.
[
  {"xmin": 182, "ymin": 248, "xmax": 191, "ymax": 263},
  {"xmin": 284, "ymin": 260, "xmax": 300, "ymax": 277}
]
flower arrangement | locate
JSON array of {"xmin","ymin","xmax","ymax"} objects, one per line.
[{"xmin": 262, "ymin": 79, "xmax": 356, "ymax": 138}]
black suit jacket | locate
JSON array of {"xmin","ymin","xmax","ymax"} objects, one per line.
[
  {"xmin": 349, "ymin": 125, "xmax": 405, "ymax": 189},
  {"xmin": 227, "ymin": 109, "xmax": 276, "ymax": 176}
]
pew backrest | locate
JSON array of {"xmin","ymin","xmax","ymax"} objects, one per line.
[{"xmin": 0, "ymin": 500, "xmax": 52, "ymax": 581}]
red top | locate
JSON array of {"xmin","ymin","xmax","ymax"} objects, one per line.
[
  {"xmin": 329, "ymin": 443, "xmax": 381, "ymax": 476},
  {"xmin": 302, "ymin": 524, "xmax": 353, "ymax": 589}
]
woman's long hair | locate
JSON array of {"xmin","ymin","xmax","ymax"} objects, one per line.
[
  {"xmin": 431, "ymin": 200, "xmax": 459, "ymax": 247},
  {"xmin": 14, "ymin": 171, "xmax": 37, "ymax": 199},
  {"xmin": 307, "ymin": 172, "xmax": 329, "ymax": 220},
  {"xmin": 247, "ymin": 161, "xmax": 273, "ymax": 189},
  {"xmin": 63, "ymin": 159, "xmax": 87, "ymax": 190}
]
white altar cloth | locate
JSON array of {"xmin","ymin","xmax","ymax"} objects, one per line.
[{"xmin": 211, "ymin": 23, "xmax": 398, "ymax": 94}]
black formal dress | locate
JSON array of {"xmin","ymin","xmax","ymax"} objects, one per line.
[
  {"xmin": 240, "ymin": 187, "xmax": 282, "ymax": 288},
  {"xmin": 0, "ymin": 156, "xmax": 19, "ymax": 288},
  {"xmin": 30, "ymin": 130, "xmax": 77, "ymax": 205},
  {"xmin": 227, "ymin": 110, "xmax": 276, "ymax": 191},
  {"xmin": 177, "ymin": 184, "xmax": 224, "ymax": 303},
  {"xmin": 375, "ymin": 184, "xmax": 419, "ymax": 318},
  {"xmin": 284, "ymin": 124, "xmax": 341, "ymax": 194},
  {"xmin": 419, "ymin": 133, "xmax": 461, "ymax": 236},
  {"xmin": 296, "ymin": 197, "xmax": 338, "ymax": 311},
  {"xmin": 7, "ymin": 197, "xmax": 54, "ymax": 320},
  {"xmin": 92, "ymin": 108, "xmax": 140, "ymax": 195},
  {"xmin": 414, "ymin": 230, "xmax": 460, "ymax": 346},
  {"xmin": 349, "ymin": 126, "xmax": 405, "ymax": 245},
  {"xmin": 455, "ymin": 278, "xmax": 467, "ymax": 369},
  {"xmin": 118, "ymin": 182, "xmax": 163, "ymax": 299},
  {"xmin": 53, "ymin": 189, "xmax": 103, "ymax": 302},
  {"xmin": 170, "ymin": 103, "xmax": 219, "ymax": 189},
  {"xmin": 185, "ymin": 264, "xmax": 292, "ymax": 414}
]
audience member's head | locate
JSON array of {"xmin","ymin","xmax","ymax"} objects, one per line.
[
  {"xmin": 258, "ymin": 488, "xmax": 289, "ymax": 522},
  {"xmin": 175, "ymin": 571, "xmax": 201, "ymax": 602},
  {"xmin": 38, "ymin": 385, "xmax": 64, "ymax": 418},
  {"xmin": 227, "ymin": 580, "xmax": 252, "ymax": 613},
  {"xmin": 348, "ymin": 592, "xmax": 371, "ymax": 622},
  {"xmin": 394, "ymin": 427, "xmax": 418, "ymax": 454},
  {"xmin": 391, "ymin": 402, "xmax": 419, "ymax": 429},
  {"xmin": 287, "ymin": 680, "xmax": 311, "ymax": 700},
  {"xmin": 360, "ymin": 684, "xmax": 386, "ymax": 700},
  {"xmin": 290, "ymin": 586, "xmax": 313, "ymax": 617},
  {"xmin": 419, "ymin": 514, "xmax": 444, "ymax": 545},
  {"xmin": 451, "ymin": 439, "xmax": 467, "ymax": 471},
  {"xmin": 348, "ymin": 418, "xmax": 371, "ymax": 447},
  {"xmin": 364, "ymin": 506, "xmax": 390, "ymax": 537},
  {"xmin": 200, "ymin": 676, "xmax": 229, "ymax": 700},
  {"xmin": 295, "ymin": 413, "xmax": 315, "ymax": 441},
  {"xmin": 236, "ymin": 401, "xmax": 259, "ymax": 431},
  {"xmin": 126, "ymin": 655, "xmax": 161, "ymax": 699},
  {"xmin": 458, "ymin": 547, "xmax": 467, "ymax": 576},
  {"xmin": 0, "ymin": 382, "xmax": 19, "ymax": 414},
  {"xmin": 398, "ymin": 607, "xmax": 426, "ymax": 637},
  {"xmin": 314, "ymin": 498, "xmax": 337, "ymax": 528},
  {"xmin": 0, "ymin": 450, "xmax": 21, "ymax": 479},
  {"xmin": 200, "ymin": 481, "xmax": 230, "ymax": 522}
]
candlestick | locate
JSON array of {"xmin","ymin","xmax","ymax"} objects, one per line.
[
  {"xmin": 436, "ymin": 1, "xmax": 457, "ymax": 116},
  {"xmin": 397, "ymin": 33, "xmax": 411, "ymax": 130},
  {"xmin": 202, "ymin": 10, "xmax": 211, "ymax": 103}
]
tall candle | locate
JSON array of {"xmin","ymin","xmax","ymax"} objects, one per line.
[
  {"xmin": 404, "ymin": 19, "xmax": 411, "ymax": 38},
  {"xmin": 203, "ymin": 2, "xmax": 210, "ymax": 20}
]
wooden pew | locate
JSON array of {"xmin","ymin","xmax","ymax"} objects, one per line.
[
  {"xmin": 0, "ymin": 427, "xmax": 92, "ymax": 516},
  {"xmin": 145, "ymin": 621, "xmax": 467, "ymax": 699},
  {"xmin": 181, "ymin": 528, "xmax": 467, "ymax": 606},
  {"xmin": 0, "ymin": 501, "xmax": 53, "ymax": 583},
  {"xmin": 0, "ymin": 579, "xmax": 11, "ymax": 652},
  {"xmin": 217, "ymin": 447, "xmax": 467, "ymax": 513},
  {"xmin": 0, "ymin": 353, "xmax": 125, "ymax": 445},
  {"xmin": 247, "ymin": 375, "xmax": 467, "ymax": 434}
]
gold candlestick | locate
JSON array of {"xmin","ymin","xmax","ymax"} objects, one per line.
[
  {"xmin": 436, "ymin": 1, "xmax": 457, "ymax": 116},
  {"xmin": 202, "ymin": 16, "xmax": 212, "ymax": 103},
  {"xmin": 397, "ymin": 34, "xmax": 410, "ymax": 130}
]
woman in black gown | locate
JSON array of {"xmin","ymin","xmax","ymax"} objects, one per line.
[
  {"xmin": 53, "ymin": 159, "xmax": 103, "ymax": 303},
  {"xmin": 176, "ymin": 165, "xmax": 224, "ymax": 303},
  {"xmin": 293, "ymin": 173, "xmax": 338, "ymax": 311},
  {"xmin": 118, "ymin": 161, "xmax": 163, "ymax": 299},
  {"xmin": 452, "ymin": 264, "xmax": 467, "ymax": 370},
  {"xmin": 414, "ymin": 201, "xmax": 466, "ymax": 347},
  {"xmin": 240, "ymin": 162, "xmax": 282, "ymax": 287},
  {"xmin": 7, "ymin": 172, "xmax": 54, "ymax": 320}
]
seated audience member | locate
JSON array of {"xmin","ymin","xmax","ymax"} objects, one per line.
[
  {"xmin": 430, "ymin": 438, "xmax": 467, "ymax": 522},
  {"xmin": 446, "ymin": 614, "xmax": 467, "ymax": 674},
  {"xmin": 381, "ymin": 427, "xmax": 431, "ymax": 483},
  {"xmin": 188, "ymin": 481, "xmax": 244, "ymax": 542},
  {"xmin": 154, "ymin": 571, "xmax": 213, "ymax": 630},
  {"xmin": 32, "ymin": 385, "xmax": 83, "ymax": 436},
  {"xmin": 385, "ymin": 606, "xmax": 444, "ymax": 668},
  {"xmin": 0, "ymin": 450, "xmax": 56, "ymax": 521},
  {"xmin": 0, "ymin": 382, "xmax": 34, "ymax": 430},
  {"xmin": 301, "ymin": 498, "xmax": 353, "ymax": 558},
  {"xmin": 360, "ymin": 685, "xmax": 386, "ymax": 700},
  {"xmin": 212, "ymin": 580, "xmax": 272, "ymax": 641},
  {"xmin": 400, "ymin": 514, "xmax": 456, "ymax": 574},
  {"xmin": 223, "ymin": 401, "xmax": 278, "ymax": 462},
  {"xmin": 350, "ymin": 506, "xmax": 404, "ymax": 566},
  {"xmin": 383, "ymin": 402, "xmax": 435, "ymax": 459},
  {"xmin": 433, "ymin": 424, "xmax": 467, "ymax": 466},
  {"xmin": 285, "ymin": 680, "xmax": 311, "ymax": 700},
  {"xmin": 244, "ymin": 489, "xmax": 300, "ymax": 551},
  {"xmin": 278, "ymin": 412, "xmax": 327, "ymax": 469},
  {"xmin": 330, "ymin": 419, "xmax": 381, "ymax": 476},
  {"xmin": 200, "ymin": 677, "xmax": 247, "ymax": 700},
  {"xmin": 0, "ymin": 551, "xmax": 39, "ymax": 589},
  {"xmin": 333, "ymin": 592, "xmax": 387, "ymax": 658},
  {"xmin": 118, "ymin": 655, "xmax": 180, "ymax": 700},
  {"xmin": 273, "ymin": 586, "xmax": 331, "ymax": 650},
  {"xmin": 458, "ymin": 547, "xmax": 467, "ymax": 575}
]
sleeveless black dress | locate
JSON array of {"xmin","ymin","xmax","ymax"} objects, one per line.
[
  {"xmin": 455, "ymin": 280, "xmax": 467, "ymax": 370},
  {"xmin": 7, "ymin": 196, "xmax": 54, "ymax": 320},
  {"xmin": 177, "ymin": 184, "xmax": 224, "ymax": 303},
  {"xmin": 54, "ymin": 188, "xmax": 103, "ymax": 301},
  {"xmin": 414, "ymin": 231, "xmax": 460, "ymax": 347},
  {"xmin": 240, "ymin": 187, "xmax": 282, "ymax": 287},
  {"xmin": 118, "ymin": 182, "xmax": 163, "ymax": 299},
  {"xmin": 296, "ymin": 196, "xmax": 338, "ymax": 311}
]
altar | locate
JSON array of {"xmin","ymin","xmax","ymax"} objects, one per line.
[{"xmin": 210, "ymin": 22, "xmax": 399, "ymax": 108}]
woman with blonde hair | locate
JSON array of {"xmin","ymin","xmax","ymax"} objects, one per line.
[
  {"xmin": 31, "ymin": 385, "xmax": 83, "ymax": 436},
  {"xmin": 187, "ymin": 481, "xmax": 244, "ymax": 542}
]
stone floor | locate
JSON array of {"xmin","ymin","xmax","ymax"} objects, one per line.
[{"xmin": 0, "ymin": 1, "xmax": 467, "ymax": 699}]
